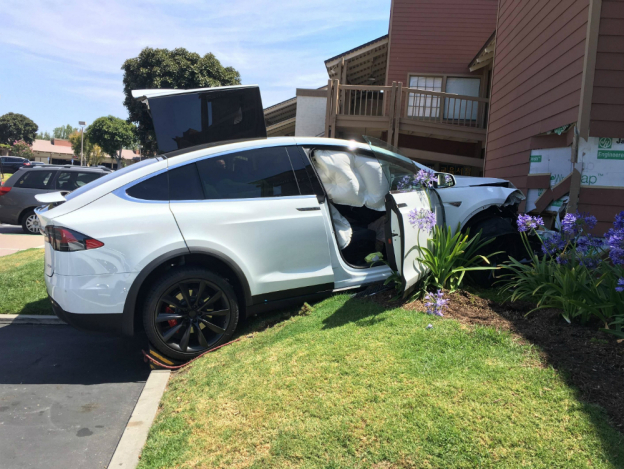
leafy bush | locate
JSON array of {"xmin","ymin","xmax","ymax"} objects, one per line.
[
  {"xmin": 410, "ymin": 223, "xmax": 500, "ymax": 292},
  {"xmin": 500, "ymin": 212, "xmax": 624, "ymax": 334}
]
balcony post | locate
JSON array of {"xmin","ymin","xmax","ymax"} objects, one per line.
[
  {"xmin": 393, "ymin": 82, "xmax": 403, "ymax": 148},
  {"xmin": 387, "ymin": 82, "xmax": 397, "ymax": 144},
  {"xmin": 324, "ymin": 79, "xmax": 333, "ymax": 138}
]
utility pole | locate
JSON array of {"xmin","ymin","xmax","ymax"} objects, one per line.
[{"xmin": 78, "ymin": 121, "xmax": 86, "ymax": 166}]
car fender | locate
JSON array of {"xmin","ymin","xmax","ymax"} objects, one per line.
[{"xmin": 437, "ymin": 186, "xmax": 524, "ymax": 233}]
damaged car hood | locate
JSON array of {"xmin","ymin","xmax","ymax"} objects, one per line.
[{"xmin": 452, "ymin": 175, "xmax": 516, "ymax": 188}]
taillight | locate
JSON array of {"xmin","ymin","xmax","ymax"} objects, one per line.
[
  {"xmin": 0, "ymin": 186, "xmax": 11, "ymax": 196},
  {"xmin": 45, "ymin": 226, "xmax": 104, "ymax": 252}
]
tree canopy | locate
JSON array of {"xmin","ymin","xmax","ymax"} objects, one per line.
[
  {"xmin": 0, "ymin": 113, "xmax": 39, "ymax": 145},
  {"xmin": 122, "ymin": 47, "xmax": 241, "ymax": 154},
  {"xmin": 53, "ymin": 124, "xmax": 77, "ymax": 139},
  {"xmin": 87, "ymin": 116, "xmax": 135, "ymax": 166},
  {"xmin": 11, "ymin": 140, "xmax": 33, "ymax": 159},
  {"xmin": 36, "ymin": 131, "xmax": 51, "ymax": 140}
]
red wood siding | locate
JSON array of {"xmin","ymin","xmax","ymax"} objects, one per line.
[
  {"xmin": 590, "ymin": 0, "xmax": 624, "ymax": 137},
  {"xmin": 484, "ymin": 0, "xmax": 589, "ymax": 193},
  {"xmin": 386, "ymin": 0, "xmax": 498, "ymax": 85},
  {"xmin": 577, "ymin": 187, "xmax": 624, "ymax": 234}
]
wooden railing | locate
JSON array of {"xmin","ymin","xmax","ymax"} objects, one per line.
[
  {"xmin": 324, "ymin": 79, "xmax": 489, "ymax": 144},
  {"xmin": 401, "ymin": 87, "xmax": 489, "ymax": 128}
]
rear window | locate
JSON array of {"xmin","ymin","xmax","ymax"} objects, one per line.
[
  {"xmin": 17, "ymin": 170, "xmax": 57, "ymax": 189},
  {"xmin": 196, "ymin": 147, "xmax": 301, "ymax": 199},
  {"xmin": 65, "ymin": 158, "xmax": 160, "ymax": 201},
  {"xmin": 56, "ymin": 171, "xmax": 102, "ymax": 191}
]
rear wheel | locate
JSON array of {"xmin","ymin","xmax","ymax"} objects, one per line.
[
  {"xmin": 21, "ymin": 209, "xmax": 40, "ymax": 235},
  {"xmin": 143, "ymin": 267, "xmax": 239, "ymax": 361}
]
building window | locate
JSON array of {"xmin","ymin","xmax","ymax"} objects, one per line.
[
  {"xmin": 407, "ymin": 75, "xmax": 481, "ymax": 121},
  {"xmin": 407, "ymin": 76, "xmax": 443, "ymax": 118}
]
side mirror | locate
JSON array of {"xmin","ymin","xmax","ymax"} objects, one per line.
[{"xmin": 435, "ymin": 172, "xmax": 456, "ymax": 188}]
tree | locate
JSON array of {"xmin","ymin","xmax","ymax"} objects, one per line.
[
  {"xmin": 11, "ymin": 140, "xmax": 33, "ymax": 159},
  {"xmin": 122, "ymin": 47, "xmax": 241, "ymax": 154},
  {"xmin": 53, "ymin": 125, "xmax": 77, "ymax": 139},
  {"xmin": 68, "ymin": 130, "xmax": 105, "ymax": 166},
  {"xmin": 0, "ymin": 113, "xmax": 39, "ymax": 145},
  {"xmin": 36, "ymin": 131, "xmax": 51, "ymax": 140},
  {"xmin": 87, "ymin": 116, "xmax": 135, "ymax": 168}
]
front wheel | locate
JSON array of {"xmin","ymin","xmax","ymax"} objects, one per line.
[
  {"xmin": 22, "ymin": 209, "xmax": 41, "ymax": 234},
  {"xmin": 143, "ymin": 267, "xmax": 240, "ymax": 361}
]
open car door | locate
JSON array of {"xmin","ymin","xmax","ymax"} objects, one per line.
[
  {"xmin": 385, "ymin": 189, "xmax": 444, "ymax": 293},
  {"xmin": 367, "ymin": 142, "xmax": 445, "ymax": 294}
]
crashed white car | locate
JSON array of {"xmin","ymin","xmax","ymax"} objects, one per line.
[{"xmin": 35, "ymin": 86, "xmax": 524, "ymax": 360}]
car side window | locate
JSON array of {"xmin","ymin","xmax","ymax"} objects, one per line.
[
  {"xmin": 126, "ymin": 172, "xmax": 169, "ymax": 201},
  {"xmin": 196, "ymin": 147, "xmax": 301, "ymax": 199},
  {"xmin": 286, "ymin": 146, "xmax": 324, "ymax": 197},
  {"xmin": 56, "ymin": 171, "xmax": 102, "ymax": 191},
  {"xmin": 169, "ymin": 163, "xmax": 204, "ymax": 201},
  {"xmin": 17, "ymin": 170, "xmax": 57, "ymax": 189}
]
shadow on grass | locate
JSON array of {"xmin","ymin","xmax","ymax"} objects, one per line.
[
  {"xmin": 321, "ymin": 296, "xmax": 389, "ymax": 329},
  {"xmin": 17, "ymin": 297, "xmax": 52, "ymax": 315}
]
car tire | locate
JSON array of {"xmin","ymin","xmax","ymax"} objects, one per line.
[
  {"xmin": 21, "ymin": 209, "xmax": 41, "ymax": 235},
  {"xmin": 142, "ymin": 266, "xmax": 240, "ymax": 361}
]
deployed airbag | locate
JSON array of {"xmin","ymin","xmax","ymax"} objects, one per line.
[
  {"xmin": 313, "ymin": 150, "xmax": 388, "ymax": 211},
  {"xmin": 329, "ymin": 203, "xmax": 352, "ymax": 249}
]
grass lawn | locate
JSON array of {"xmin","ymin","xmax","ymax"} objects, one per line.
[
  {"xmin": 1, "ymin": 172, "xmax": 13, "ymax": 184},
  {"xmin": 139, "ymin": 295, "xmax": 624, "ymax": 468},
  {"xmin": 0, "ymin": 249, "xmax": 50, "ymax": 315}
]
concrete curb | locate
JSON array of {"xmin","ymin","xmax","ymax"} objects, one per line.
[
  {"xmin": 0, "ymin": 314, "xmax": 66, "ymax": 325},
  {"xmin": 108, "ymin": 370, "xmax": 171, "ymax": 469}
]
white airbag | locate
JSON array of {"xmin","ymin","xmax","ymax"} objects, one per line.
[
  {"xmin": 314, "ymin": 150, "xmax": 365, "ymax": 207},
  {"xmin": 329, "ymin": 203, "xmax": 352, "ymax": 250},
  {"xmin": 313, "ymin": 150, "xmax": 388, "ymax": 211}
]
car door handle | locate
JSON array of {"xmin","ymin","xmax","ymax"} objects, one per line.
[{"xmin": 296, "ymin": 207, "xmax": 321, "ymax": 211}]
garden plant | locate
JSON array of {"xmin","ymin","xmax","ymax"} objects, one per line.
[{"xmin": 500, "ymin": 210, "xmax": 624, "ymax": 337}]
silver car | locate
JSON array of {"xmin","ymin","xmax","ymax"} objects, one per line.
[{"xmin": 0, "ymin": 165, "xmax": 111, "ymax": 234}]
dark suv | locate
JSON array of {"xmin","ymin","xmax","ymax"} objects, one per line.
[
  {"xmin": 0, "ymin": 156, "xmax": 30, "ymax": 174},
  {"xmin": 0, "ymin": 165, "xmax": 112, "ymax": 233}
]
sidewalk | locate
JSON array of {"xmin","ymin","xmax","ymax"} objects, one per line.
[{"xmin": 0, "ymin": 224, "xmax": 44, "ymax": 257}]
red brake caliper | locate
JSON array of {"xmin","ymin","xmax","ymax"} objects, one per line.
[{"xmin": 165, "ymin": 306, "xmax": 178, "ymax": 328}]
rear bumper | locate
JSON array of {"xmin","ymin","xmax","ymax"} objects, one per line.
[
  {"xmin": 45, "ymin": 271, "xmax": 138, "ymax": 335},
  {"xmin": 49, "ymin": 295, "xmax": 124, "ymax": 334}
]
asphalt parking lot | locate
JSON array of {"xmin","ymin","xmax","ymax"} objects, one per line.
[{"xmin": 0, "ymin": 323, "xmax": 151, "ymax": 469}]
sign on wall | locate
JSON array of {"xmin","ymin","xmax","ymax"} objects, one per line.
[{"xmin": 579, "ymin": 137, "xmax": 624, "ymax": 188}]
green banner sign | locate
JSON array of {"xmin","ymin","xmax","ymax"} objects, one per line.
[
  {"xmin": 597, "ymin": 150, "xmax": 624, "ymax": 160},
  {"xmin": 530, "ymin": 155, "xmax": 542, "ymax": 163}
]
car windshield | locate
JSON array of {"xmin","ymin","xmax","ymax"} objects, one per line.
[
  {"xmin": 363, "ymin": 135, "xmax": 432, "ymax": 173},
  {"xmin": 64, "ymin": 157, "xmax": 162, "ymax": 201}
]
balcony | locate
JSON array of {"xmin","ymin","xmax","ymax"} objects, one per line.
[{"xmin": 324, "ymin": 79, "xmax": 489, "ymax": 146}]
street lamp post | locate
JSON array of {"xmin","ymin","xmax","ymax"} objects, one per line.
[{"xmin": 78, "ymin": 121, "xmax": 86, "ymax": 166}]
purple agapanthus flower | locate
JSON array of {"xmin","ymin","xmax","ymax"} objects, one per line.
[
  {"xmin": 606, "ymin": 213, "xmax": 624, "ymax": 266},
  {"xmin": 408, "ymin": 208, "xmax": 436, "ymax": 232},
  {"xmin": 517, "ymin": 214, "xmax": 544, "ymax": 233},
  {"xmin": 616, "ymin": 278, "xmax": 624, "ymax": 293},
  {"xmin": 415, "ymin": 169, "xmax": 435, "ymax": 188},
  {"xmin": 424, "ymin": 290, "xmax": 449, "ymax": 317},
  {"xmin": 562, "ymin": 212, "xmax": 597, "ymax": 237},
  {"xmin": 541, "ymin": 232, "xmax": 565, "ymax": 256}
]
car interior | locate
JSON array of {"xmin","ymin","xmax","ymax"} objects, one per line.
[{"xmin": 308, "ymin": 148, "xmax": 412, "ymax": 268}]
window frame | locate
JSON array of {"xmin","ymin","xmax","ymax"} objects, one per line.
[{"xmin": 406, "ymin": 72, "xmax": 485, "ymax": 97}]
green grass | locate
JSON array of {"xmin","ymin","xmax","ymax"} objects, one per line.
[
  {"xmin": 1, "ymin": 172, "xmax": 13, "ymax": 183},
  {"xmin": 139, "ymin": 295, "xmax": 624, "ymax": 469},
  {"xmin": 0, "ymin": 249, "xmax": 50, "ymax": 314}
]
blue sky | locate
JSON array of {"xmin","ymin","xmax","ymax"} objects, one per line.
[{"xmin": 0, "ymin": 0, "xmax": 390, "ymax": 134}]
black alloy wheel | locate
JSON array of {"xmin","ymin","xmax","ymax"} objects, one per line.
[{"xmin": 143, "ymin": 267, "xmax": 239, "ymax": 361}]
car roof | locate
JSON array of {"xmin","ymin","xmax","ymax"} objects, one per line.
[
  {"xmin": 17, "ymin": 165, "xmax": 111, "ymax": 171},
  {"xmin": 164, "ymin": 136, "xmax": 377, "ymax": 167}
]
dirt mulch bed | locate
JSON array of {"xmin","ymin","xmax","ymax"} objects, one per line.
[{"xmin": 368, "ymin": 288, "xmax": 624, "ymax": 431}]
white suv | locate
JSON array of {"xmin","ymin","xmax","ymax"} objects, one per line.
[{"xmin": 35, "ymin": 87, "xmax": 524, "ymax": 360}]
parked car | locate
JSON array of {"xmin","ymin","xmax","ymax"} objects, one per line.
[
  {"xmin": 0, "ymin": 165, "xmax": 112, "ymax": 234},
  {"xmin": 35, "ymin": 86, "xmax": 524, "ymax": 361},
  {"xmin": 0, "ymin": 156, "xmax": 30, "ymax": 174}
]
